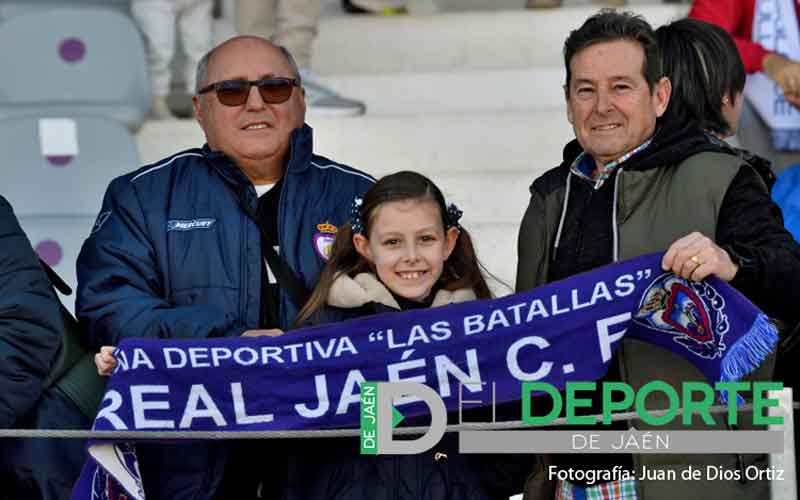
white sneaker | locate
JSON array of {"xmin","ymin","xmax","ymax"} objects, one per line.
[
  {"xmin": 344, "ymin": 0, "xmax": 438, "ymax": 15},
  {"xmin": 300, "ymin": 68, "xmax": 366, "ymax": 118},
  {"xmin": 345, "ymin": 0, "xmax": 406, "ymax": 13}
]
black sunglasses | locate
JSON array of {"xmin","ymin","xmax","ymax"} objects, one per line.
[{"xmin": 197, "ymin": 77, "xmax": 300, "ymax": 106}]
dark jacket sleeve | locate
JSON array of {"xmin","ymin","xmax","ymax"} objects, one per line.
[
  {"xmin": 0, "ymin": 196, "xmax": 63, "ymax": 427},
  {"xmin": 76, "ymin": 177, "xmax": 245, "ymax": 348},
  {"xmin": 717, "ymin": 165, "xmax": 800, "ymax": 327}
]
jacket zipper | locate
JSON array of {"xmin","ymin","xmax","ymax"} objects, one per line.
[
  {"xmin": 613, "ymin": 169, "xmax": 631, "ymax": 429},
  {"xmin": 276, "ymin": 170, "xmax": 287, "ymax": 330},
  {"xmin": 612, "ymin": 167, "xmax": 622, "ymax": 263},
  {"xmin": 240, "ymin": 210, "xmax": 248, "ymax": 327}
]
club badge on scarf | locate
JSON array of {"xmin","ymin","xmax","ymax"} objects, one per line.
[
  {"xmin": 745, "ymin": 0, "xmax": 800, "ymax": 151},
  {"xmin": 71, "ymin": 253, "xmax": 778, "ymax": 500}
]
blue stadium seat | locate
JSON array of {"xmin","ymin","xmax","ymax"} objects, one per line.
[
  {"xmin": 1, "ymin": 113, "xmax": 139, "ymax": 309},
  {"xmin": 0, "ymin": 1, "xmax": 129, "ymax": 19},
  {"xmin": 0, "ymin": 114, "xmax": 139, "ymax": 217},
  {"xmin": 0, "ymin": 7, "xmax": 150, "ymax": 129},
  {"xmin": 15, "ymin": 216, "xmax": 95, "ymax": 313}
]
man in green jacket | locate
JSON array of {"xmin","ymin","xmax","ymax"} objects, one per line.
[{"xmin": 516, "ymin": 10, "xmax": 800, "ymax": 500}]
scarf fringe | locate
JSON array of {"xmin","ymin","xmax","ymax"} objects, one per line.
[{"xmin": 718, "ymin": 313, "xmax": 779, "ymax": 404}]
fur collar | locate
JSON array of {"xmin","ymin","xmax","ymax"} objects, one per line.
[{"xmin": 327, "ymin": 273, "xmax": 477, "ymax": 310}]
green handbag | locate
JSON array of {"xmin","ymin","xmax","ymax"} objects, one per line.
[{"xmin": 40, "ymin": 262, "xmax": 106, "ymax": 421}]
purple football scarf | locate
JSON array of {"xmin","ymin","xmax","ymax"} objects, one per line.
[{"xmin": 71, "ymin": 252, "xmax": 778, "ymax": 500}]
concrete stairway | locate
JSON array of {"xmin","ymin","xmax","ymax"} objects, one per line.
[
  {"xmin": 137, "ymin": 2, "xmax": 688, "ymax": 294},
  {"xmin": 312, "ymin": 5, "xmax": 684, "ymax": 75}
]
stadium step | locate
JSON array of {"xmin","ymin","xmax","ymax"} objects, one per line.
[
  {"xmin": 427, "ymin": 170, "xmax": 535, "ymax": 225},
  {"xmin": 311, "ymin": 4, "xmax": 687, "ymax": 75},
  {"xmin": 467, "ymin": 222, "xmax": 521, "ymax": 294},
  {"xmin": 137, "ymin": 110, "xmax": 573, "ymax": 176},
  {"xmin": 322, "ymin": 68, "xmax": 566, "ymax": 115}
]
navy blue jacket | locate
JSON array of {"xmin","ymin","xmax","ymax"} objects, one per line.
[
  {"xmin": 77, "ymin": 124, "xmax": 374, "ymax": 343},
  {"xmin": 0, "ymin": 195, "xmax": 63, "ymax": 427},
  {"xmin": 75, "ymin": 125, "xmax": 374, "ymax": 500}
]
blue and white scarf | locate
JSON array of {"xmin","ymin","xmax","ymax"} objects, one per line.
[
  {"xmin": 745, "ymin": 0, "xmax": 800, "ymax": 150},
  {"xmin": 71, "ymin": 252, "xmax": 778, "ymax": 500}
]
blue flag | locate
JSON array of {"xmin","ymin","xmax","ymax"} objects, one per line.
[{"xmin": 71, "ymin": 253, "xmax": 778, "ymax": 499}]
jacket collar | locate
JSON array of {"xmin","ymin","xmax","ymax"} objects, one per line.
[
  {"xmin": 559, "ymin": 116, "xmax": 726, "ymax": 176},
  {"xmin": 327, "ymin": 273, "xmax": 477, "ymax": 310},
  {"xmin": 569, "ymin": 135, "xmax": 653, "ymax": 190},
  {"xmin": 201, "ymin": 123, "xmax": 315, "ymax": 187}
]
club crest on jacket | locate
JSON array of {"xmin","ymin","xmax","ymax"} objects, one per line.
[{"xmin": 313, "ymin": 222, "xmax": 338, "ymax": 261}]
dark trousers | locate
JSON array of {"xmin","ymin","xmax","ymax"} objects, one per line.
[{"xmin": 0, "ymin": 389, "xmax": 90, "ymax": 500}]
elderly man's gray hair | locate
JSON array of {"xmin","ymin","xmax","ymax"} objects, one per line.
[{"xmin": 194, "ymin": 41, "xmax": 302, "ymax": 95}]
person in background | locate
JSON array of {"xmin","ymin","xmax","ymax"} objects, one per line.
[
  {"xmin": 656, "ymin": 17, "xmax": 775, "ymax": 188},
  {"xmin": 0, "ymin": 195, "xmax": 61, "ymax": 443},
  {"xmin": 131, "ymin": 0, "xmax": 213, "ymax": 119},
  {"xmin": 657, "ymin": 18, "xmax": 746, "ymax": 139},
  {"xmin": 235, "ymin": 0, "xmax": 367, "ymax": 116},
  {"xmin": 658, "ymin": 15, "xmax": 800, "ymax": 482},
  {"xmin": 0, "ymin": 195, "xmax": 83, "ymax": 500},
  {"xmin": 690, "ymin": 0, "xmax": 800, "ymax": 173}
]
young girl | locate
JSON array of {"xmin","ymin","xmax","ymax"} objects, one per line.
[
  {"xmin": 289, "ymin": 170, "xmax": 496, "ymax": 500},
  {"xmin": 295, "ymin": 170, "xmax": 490, "ymax": 325},
  {"xmin": 95, "ymin": 171, "xmax": 516, "ymax": 499}
]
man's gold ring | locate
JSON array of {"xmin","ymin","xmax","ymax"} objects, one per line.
[{"xmin": 690, "ymin": 255, "xmax": 702, "ymax": 266}]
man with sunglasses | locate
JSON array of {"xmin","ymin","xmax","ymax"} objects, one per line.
[
  {"xmin": 234, "ymin": 0, "xmax": 366, "ymax": 117},
  {"xmin": 76, "ymin": 36, "xmax": 374, "ymax": 500}
]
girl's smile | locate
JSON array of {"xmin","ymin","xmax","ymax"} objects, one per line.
[{"xmin": 353, "ymin": 199, "xmax": 459, "ymax": 302}]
